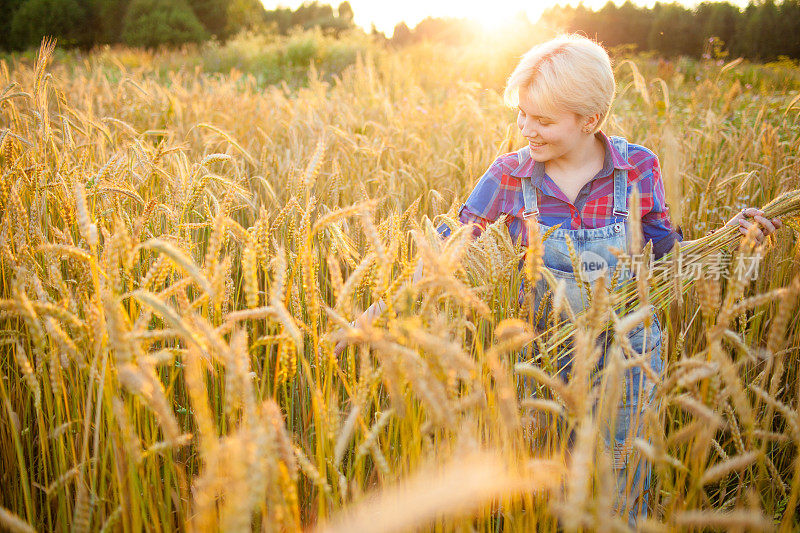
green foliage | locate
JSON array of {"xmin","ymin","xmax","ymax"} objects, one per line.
[
  {"xmin": 121, "ymin": 0, "xmax": 207, "ymax": 48},
  {"xmin": 9, "ymin": 0, "xmax": 90, "ymax": 50}
]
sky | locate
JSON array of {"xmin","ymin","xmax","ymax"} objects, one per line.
[{"xmin": 261, "ymin": 0, "xmax": 753, "ymax": 37}]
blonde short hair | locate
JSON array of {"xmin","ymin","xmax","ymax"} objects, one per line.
[{"xmin": 503, "ymin": 34, "xmax": 615, "ymax": 134}]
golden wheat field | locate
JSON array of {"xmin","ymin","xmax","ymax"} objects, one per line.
[{"xmin": 2, "ymin": 33, "xmax": 800, "ymax": 532}]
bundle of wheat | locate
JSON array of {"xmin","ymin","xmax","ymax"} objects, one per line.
[{"xmin": 523, "ymin": 188, "xmax": 800, "ymax": 363}]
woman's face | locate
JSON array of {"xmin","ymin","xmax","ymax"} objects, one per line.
[{"xmin": 516, "ymin": 86, "xmax": 589, "ymax": 163}]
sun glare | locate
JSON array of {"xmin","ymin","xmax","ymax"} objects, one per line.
[
  {"xmin": 263, "ymin": 0, "xmax": 555, "ymax": 37},
  {"xmin": 470, "ymin": 11, "xmax": 519, "ymax": 33}
]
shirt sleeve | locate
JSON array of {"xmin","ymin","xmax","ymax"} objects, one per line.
[
  {"xmin": 640, "ymin": 153, "xmax": 683, "ymax": 259},
  {"xmin": 436, "ymin": 157, "xmax": 508, "ymax": 240}
]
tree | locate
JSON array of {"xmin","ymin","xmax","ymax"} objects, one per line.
[
  {"xmin": 697, "ymin": 1, "xmax": 740, "ymax": 54},
  {"xmin": 539, "ymin": 4, "xmax": 576, "ymax": 31},
  {"xmin": 528, "ymin": 0, "xmax": 800, "ymax": 60},
  {"xmin": 88, "ymin": 0, "xmax": 130, "ymax": 45},
  {"xmin": 736, "ymin": 0, "xmax": 781, "ymax": 60},
  {"xmin": 337, "ymin": 1, "xmax": 353, "ymax": 22},
  {"xmin": 778, "ymin": 0, "xmax": 800, "ymax": 58},
  {"xmin": 596, "ymin": 2, "xmax": 622, "ymax": 46},
  {"xmin": 121, "ymin": 0, "xmax": 207, "ymax": 48},
  {"xmin": 570, "ymin": 3, "xmax": 600, "ymax": 39},
  {"xmin": 390, "ymin": 21, "xmax": 412, "ymax": 46},
  {"xmin": 291, "ymin": 1, "xmax": 331, "ymax": 28},
  {"xmin": 648, "ymin": 3, "xmax": 701, "ymax": 57},
  {"xmin": 411, "ymin": 17, "xmax": 480, "ymax": 45},
  {"xmin": 264, "ymin": 7, "xmax": 292, "ymax": 34},
  {"xmin": 0, "ymin": 0, "xmax": 25, "ymax": 50},
  {"xmin": 10, "ymin": 0, "xmax": 90, "ymax": 49},
  {"xmin": 262, "ymin": 1, "xmax": 354, "ymax": 36},
  {"xmin": 370, "ymin": 23, "xmax": 387, "ymax": 44},
  {"xmin": 225, "ymin": 0, "xmax": 266, "ymax": 36},
  {"xmin": 616, "ymin": 1, "xmax": 651, "ymax": 52},
  {"xmin": 187, "ymin": 0, "xmax": 230, "ymax": 38}
]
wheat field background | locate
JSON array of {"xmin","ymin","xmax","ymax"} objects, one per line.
[{"xmin": 1, "ymin": 34, "xmax": 800, "ymax": 532}]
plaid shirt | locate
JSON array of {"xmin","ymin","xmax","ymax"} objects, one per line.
[{"xmin": 436, "ymin": 130, "xmax": 683, "ymax": 259}]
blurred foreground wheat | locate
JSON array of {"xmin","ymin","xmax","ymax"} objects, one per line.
[{"xmin": 1, "ymin": 37, "xmax": 800, "ymax": 532}]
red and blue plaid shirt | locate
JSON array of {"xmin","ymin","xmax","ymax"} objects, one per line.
[{"xmin": 436, "ymin": 130, "xmax": 682, "ymax": 259}]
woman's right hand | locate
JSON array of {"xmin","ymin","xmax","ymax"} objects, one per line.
[
  {"xmin": 724, "ymin": 207, "xmax": 781, "ymax": 245},
  {"xmin": 333, "ymin": 299, "xmax": 385, "ymax": 357},
  {"xmin": 333, "ymin": 259, "xmax": 420, "ymax": 357}
]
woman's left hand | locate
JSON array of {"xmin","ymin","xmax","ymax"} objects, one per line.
[{"xmin": 725, "ymin": 207, "xmax": 782, "ymax": 245}]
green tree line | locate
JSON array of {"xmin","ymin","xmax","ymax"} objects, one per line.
[
  {"xmin": 539, "ymin": 0, "xmax": 800, "ymax": 60},
  {"xmin": 390, "ymin": 0, "xmax": 800, "ymax": 61},
  {"xmin": 2, "ymin": 0, "xmax": 798, "ymax": 61},
  {"xmin": 0, "ymin": 0, "xmax": 356, "ymax": 51}
]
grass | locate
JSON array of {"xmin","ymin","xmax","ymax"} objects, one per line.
[{"xmin": 1, "ymin": 33, "xmax": 799, "ymax": 531}]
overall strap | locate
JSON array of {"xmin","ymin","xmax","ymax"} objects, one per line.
[
  {"xmin": 521, "ymin": 176, "xmax": 539, "ymax": 219},
  {"xmin": 610, "ymin": 135, "xmax": 629, "ymax": 219},
  {"xmin": 520, "ymin": 146, "xmax": 539, "ymax": 219}
]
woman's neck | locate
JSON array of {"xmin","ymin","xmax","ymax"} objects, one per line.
[
  {"xmin": 544, "ymin": 135, "xmax": 607, "ymax": 204},
  {"xmin": 545, "ymin": 134, "xmax": 606, "ymax": 178}
]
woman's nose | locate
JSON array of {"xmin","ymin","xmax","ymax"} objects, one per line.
[{"xmin": 520, "ymin": 119, "xmax": 538, "ymax": 138}]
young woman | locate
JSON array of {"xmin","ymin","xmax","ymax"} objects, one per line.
[{"xmin": 335, "ymin": 33, "xmax": 781, "ymax": 523}]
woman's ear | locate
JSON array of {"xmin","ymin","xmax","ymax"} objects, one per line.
[{"xmin": 584, "ymin": 113, "xmax": 601, "ymax": 131}]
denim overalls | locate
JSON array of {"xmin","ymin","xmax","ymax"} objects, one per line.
[{"xmin": 520, "ymin": 136, "xmax": 663, "ymax": 523}]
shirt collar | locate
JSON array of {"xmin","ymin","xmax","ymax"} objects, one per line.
[{"xmin": 509, "ymin": 130, "xmax": 635, "ymax": 182}]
